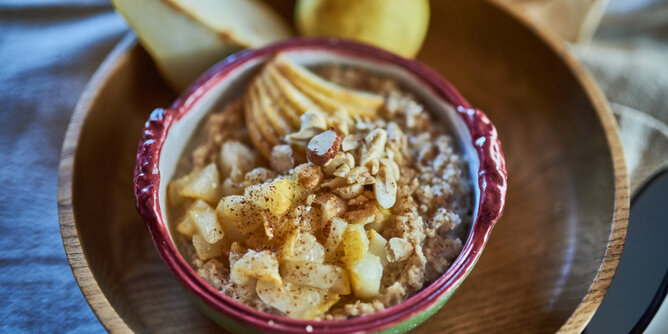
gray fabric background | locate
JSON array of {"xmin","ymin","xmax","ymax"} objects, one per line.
[
  {"xmin": 0, "ymin": 0, "xmax": 665, "ymax": 332},
  {"xmin": 0, "ymin": 1, "xmax": 124, "ymax": 332}
]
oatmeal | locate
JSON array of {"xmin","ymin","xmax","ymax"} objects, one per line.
[{"xmin": 167, "ymin": 54, "xmax": 472, "ymax": 320}]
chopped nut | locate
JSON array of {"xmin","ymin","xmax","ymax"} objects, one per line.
[
  {"xmin": 360, "ymin": 129, "xmax": 387, "ymax": 175},
  {"xmin": 321, "ymin": 177, "xmax": 347, "ymax": 189},
  {"xmin": 385, "ymin": 238, "xmax": 414, "ymax": 262},
  {"xmin": 347, "ymin": 195, "xmax": 369, "ymax": 206},
  {"xmin": 386, "ymin": 122, "xmax": 407, "ymax": 151},
  {"xmin": 329, "ymin": 114, "xmax": 350, "ymax": 136},
  {"xmin": 343, "ymin": 205, "xmax": 379, "ymax": 225},
  {"xmin": 295, "ymin": 163, "xmax": 323, "ymax": 189},
  {"xmin": 307, "ymin": 130, "xmax": 342, "ymax": 166},
  {"xmin": 323, "ymin": 152, "xmax": 355, "ymax": 176},
  {"xmin": 346, "ymin": 166, "xmax": 374, "ymax": 185},
  {"xmin": 285, "ymin": 111, "xmax": 327, "ymax": 145},
  {"xmin": 374, "ymin": 166, "xmax": 398, "ymax": 209},
  {"xmin": 332, "ymin": 164, "xmax": 352, "ymax": 178},
  {"xmin": 316, "ymin": 193, "xmax": 347, "ymax": 225},
  {"xmin": 342, "ymin": 134, "xmax": 361, "ymax": 152},
  {"xmin": 270, "ymin": 144, "xmax": 295, "ymax": 173},
  {"xmin": 332, "ymin": 183, "xmax": 364, "ymax": 199},
  {"xmin": 379, "ymin": 158, "xmax": 400, "ymax": 180}
]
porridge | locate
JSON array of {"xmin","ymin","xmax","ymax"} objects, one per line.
[{"xmin": 167, "ymin": 54, "xmax": 473, "ymax": 320}]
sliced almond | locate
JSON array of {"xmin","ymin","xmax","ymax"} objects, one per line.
[
  {"xmin": 360, "ymin": 129, "xmax": 387, "ymax": 175},
  {"xmin": 307, "ymin": 130, "xmax": 342, "ymax": 166},
  {"xmin": 374, "ymin": 166, "xmax": 397, "ymax": 209}
]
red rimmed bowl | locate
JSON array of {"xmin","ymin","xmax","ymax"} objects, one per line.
[{"xmin": 133, "ymin": 38, "xmax": 506, "ymax": 334}]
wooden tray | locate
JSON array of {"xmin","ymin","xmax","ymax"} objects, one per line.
[{"xmin": 57, "ymin": 1, "xmax": 629, "ymax": 332}]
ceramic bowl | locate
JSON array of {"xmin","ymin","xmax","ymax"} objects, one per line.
[{"xmin": 134, "ymin": 38, "xmax": 507, "ymax": 333}]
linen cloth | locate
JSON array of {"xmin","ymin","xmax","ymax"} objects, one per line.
[
  {"xmin": 0, "ymin": 0, "xmax": 665, "ymax": 332},
  {"xmin": 0, "ymin": 1, "xmax": 125, "ymax": 332}
]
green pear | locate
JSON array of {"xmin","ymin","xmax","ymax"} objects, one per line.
[{"xmin": 296, "ymin": 0, "xmax": 430, "ymax": 58}]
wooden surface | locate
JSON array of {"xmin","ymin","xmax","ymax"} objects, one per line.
[{"xmin": 57, "ymin": 1, "xmax": 629, "ymax": 333}]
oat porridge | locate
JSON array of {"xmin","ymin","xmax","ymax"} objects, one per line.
[{"xmin": 167, "ymin": 54, "xmax": 473, "ymax": 320}]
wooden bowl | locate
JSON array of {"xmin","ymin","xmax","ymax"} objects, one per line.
[{"xmin": 57, "ymin": 1, "xmax": 628, "ymax": 332}]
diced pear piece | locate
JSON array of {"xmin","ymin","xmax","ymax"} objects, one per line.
[
  {"xmin": 256, "ymin": 280, "xmax": 340, "ymax": 319},
  {"xmin": 347, "ymin": 253, "xmax": 383, "ymax": 299},
  {"xmin": 280, "ymin": 261, "xmax": 351, "ymax": 295},
  {"xmin": 168, "ymin": 173, "xmax": 192, "ymax": 206},
  {"xmin": 176, "ymin": 215, "xmax": 196, "ymax": 237},
  {"xmin": 232, "ymin": 250, "xmax": 282, "ymax": 286},
  {"xmin": 229, "ymin": 242, "xmax": 247, "ymax": 267},
  {"xmin": 366, "ymin": 229, "xmax": 388, "ymax": 267},
  {"xmin": 274, "ymin": 55, "xmax": 384, "ymax": 110},
  {"xmin": 281, "ymin": 231, "xmax": 325, "ymax": 263},
  {"xmin": 229, "ymin": 243, "xmax": 253, "ymax": 285},
  {"xmin": 323, "ymin": 217, "xmax": 348, "ymax": 261},
  {"xmin": 368, "ymin": 203, "xmax": 392, "ymax": 231},
  {"xmin": 244, "ymin": 178, "xmax": 298, "ymax": 216},
  {"xmin": 188, "ymin": 200, "xmax": 224, "ymax": 244},
  {"xmin": 180, "ymin": 163, "xmax": 220, "ymax": 204},
  {"xmin": 216, "ymin": 195, "xmax": 258, "ymax": 241},
  {"xmin": 192, "ymin": 233, "xmax": 224, "ymax": 260},
  {"xmin": 341, "ymin": 224, "xmax": 369, "ymax": 263},
  {"xmin": 111, "ymin": 0, "xmax": 292, "ymax": 91},
  {"xmin": 219, "ymin": 140, "xmax": 256, "ymax": 178}
]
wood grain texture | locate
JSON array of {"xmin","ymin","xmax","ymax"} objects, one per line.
[{"xmin": 57, "ymin": 1, "xmax": 629, "ymax": 333}]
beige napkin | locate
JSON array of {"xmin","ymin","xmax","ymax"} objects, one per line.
[{"xmin": 506, "ymin": 0, "xmax": 668, "ymax": 194}]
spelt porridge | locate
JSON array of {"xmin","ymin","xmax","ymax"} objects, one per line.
[{"xmin": 167, "ymin": 54, "xmax": 473, "ymax": 320}]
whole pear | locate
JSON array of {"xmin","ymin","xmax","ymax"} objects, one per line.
[{"xmin": 296, "ymin": 0, "xmax": 430, "ymax": 58}]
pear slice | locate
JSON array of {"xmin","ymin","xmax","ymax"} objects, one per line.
[
  {"xmin": 274, "ymin": 55, "xmax": 385, "ymax": 110},
  {"xmin": 111, "ymin": 0, "xmax": 292, "ymax": 91},
  {"xmin": 264, "ymin": 63, "xmax": 323, "ymax": 115},
  {"xmin": 258, "ymin": 71, "xmax": 301, "ymax": 127},
  {"xmin": 166, "ymin": 0, "xmax": 292, "ymax": 47},
  {"xmin": 244, "ymin": 87, "xmax": 280, "ymax": 158},
  {"xmin": 274, "ymin": 63, "xmax": 378, "ymax": 118},
  {"xmin": 286, "ymin": 74, "xmax": 377, "ymax": 118},
  {"xmin": 254, "ymin": 77, "xmax": 296, "ymax": 137},
  {"xmin": 247, "ymin": 86, "xmax": 281, "ymax": 143},
  {"xmin": 245, "ymin": 115, "xmax": 273, "ymax": 163}
]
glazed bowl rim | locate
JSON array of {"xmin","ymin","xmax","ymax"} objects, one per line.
[{"xmin": 134, "ymin": 37, "xmax": 507, "ymax": 333}]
